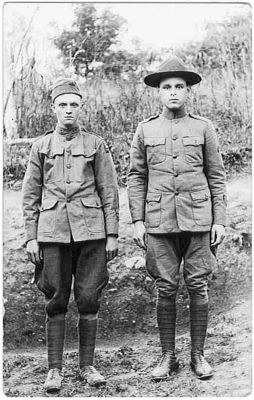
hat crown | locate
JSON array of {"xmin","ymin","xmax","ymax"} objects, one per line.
[
  {"xmin": 143, "ymin": 54, "xmax": 201, "ymax": 87},
  {"xmin": 158, "ymin": 55, "xmax": 188, "ymax": 73},
  {"xmin": 51, "ymin": 77, "xmax": 82, "ymax": 102},
  {"xmin": 52, "ymin": 78, "xmax": 79, "ymax": 91}
]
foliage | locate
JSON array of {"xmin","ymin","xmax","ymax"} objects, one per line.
[
  {"xmin": 54, "ymin": 4, "xmax": 125, "ymax": 76},
  {"xmin": 14, "ymin": 71, "xmax": 55, "ymax": 138},
  {"xmin": 3, "ymin": 142, "xmax": 32, "ymax": 184},
  {"xmin": 3, "ymin": 12, "xmax": 252, "ymax": 185}
]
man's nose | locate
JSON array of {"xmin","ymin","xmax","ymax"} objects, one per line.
[
  {"xmin": 170, "ymin": 88, "xmax": 176, "ymax": 96},
  {"xmin": 66, "ymin": 106, "xmax": 72, "ymax": 113}
]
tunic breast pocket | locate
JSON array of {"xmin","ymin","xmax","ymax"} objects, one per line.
[
  {"xmin": 40, "ymin": 150, "xmax": 64, "ymax": 182},
  {"xmin": 71, "ymin": 148, "xmax": 96, "ymax": 182},
  {"xmin": 182, "ymin": 136, "xmax": 204, "ymax": 164},
  {"xmin": 144, "ymin": 137, "xmax": 166, "ymax": 165}
]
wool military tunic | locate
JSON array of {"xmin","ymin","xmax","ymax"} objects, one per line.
[
  {"xmin": 127, "ymin": 113, "xmax": 226, "ymax": 233},
  {"xmin": 22, "ymin": 128, "xmax": 119, "ymax": 243}
]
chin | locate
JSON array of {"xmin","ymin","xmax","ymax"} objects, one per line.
[
  {"xmin": 167, "ymin": 105, "xmax": 180, "ymax": 110},
  {"xmin": 63, "ymin": 121, "xmax": 75, "ymax": 127}
]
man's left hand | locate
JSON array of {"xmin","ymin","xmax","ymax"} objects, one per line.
[
  {"xmin": 106, "ymin": 236, "xmax": 118, "ymax": 262},
  {"xmin": 211, "ymin": 224, "xmax": 226, "ymax": 246}
]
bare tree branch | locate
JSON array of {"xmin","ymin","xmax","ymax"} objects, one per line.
[{"xmin": 4, "ymin": 6, "xmax": 39, "ymax": 118}]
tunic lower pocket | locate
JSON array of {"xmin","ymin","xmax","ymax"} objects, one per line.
[
  {"xmin": 190, "ymin": 189, "xmax": 212, "ymax": 225},
  {"xmin": 38, "ymin": 198, "xmax": 58, "ymax": 235},
  {"xmin": 81, "ymin": 198, "xmax": 105, "ymax": 233},
  {"xmin": 146, "ymin": 193, "xmax": 162, "ymax": 228}
]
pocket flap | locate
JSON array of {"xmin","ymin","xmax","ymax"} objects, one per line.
[
  {"xmin": 146, "ymin": 193, "xmax": 162, "ymax": 203},
  {"xmin": 182, "ymin": 136, "xmax": 204, "ymax": 146},
  {"xmin": 72, "ymin": 147, "xmax": 96, "ymax": 157},
  {"xmin": 41, "ymin": 198, "xmax": 58, "ymax": 211},
  {"xmin": 81, "ymin": 198, "xmax": 102, "ymax": 208},
  {"xmin": 39, "ymin": 148, "xmax": 64, "ymax": 158},
  {"xmin": 190, "ymin": 189, "xmax": 210, "ymax": 201},
  {"xmin": 144, "ymin": 137, "xmax": 166, "ymax": 147}
]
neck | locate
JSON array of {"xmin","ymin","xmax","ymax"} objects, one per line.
[
  {"xmin": 56, "ymin": 124, "xmax": 80, "ymax": 135},
  {"xmin": 56, "ymin": 123, "xmax": 79, "ymax": 132},
  {"xmin": 162, "ymin": 105, "xmax": 187, "ymax": 120}
]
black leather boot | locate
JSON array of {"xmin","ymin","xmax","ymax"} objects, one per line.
[{"xmin": 190, "ymin": 302, "xmax": 213, "ymax": 380}]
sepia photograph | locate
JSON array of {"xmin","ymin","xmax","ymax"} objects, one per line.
[{"xmin": 2, "ymin": 0, "xmax": 252, "ymax": 397}]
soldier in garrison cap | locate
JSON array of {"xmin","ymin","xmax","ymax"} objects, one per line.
[
  {"xmin": 127, "ymin": 55, "xmax": 226, "ymax": 381},
  {"xmin": 22, "ymin": 78, "xmax": 119, "ymax": 392}
]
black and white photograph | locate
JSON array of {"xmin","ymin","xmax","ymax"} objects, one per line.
[{"xmin": 2, "ymin": 0, "xmax": 252, "ymax": 397}]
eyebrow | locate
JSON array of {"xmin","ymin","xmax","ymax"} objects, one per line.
[
  {"xmin": 161, "ymin": 83, "xmax": 185, "ymax": 88},
  {"xmin": 57, "ymin": 102, "xmax": 79, "ymax": 106}
]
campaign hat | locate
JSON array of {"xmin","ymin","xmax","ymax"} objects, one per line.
[
  {"xmin": 144, "ymin": 55, "xmax": 202, "ymax": 87},
  {"xmin": 51, "ymin": 78, "xmax": 82, "ymax": 103}
]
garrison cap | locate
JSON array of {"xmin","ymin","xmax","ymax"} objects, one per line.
[
  {"xmin": 51, "ymin": 78, "xmax": 82, "ymax": 103},
  {"xmin": 144, "ymin": 55, "xmax": 202, "ymax": 87}
]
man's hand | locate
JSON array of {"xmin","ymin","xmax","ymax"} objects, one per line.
[
  {"xmin": 106, "ymin": 236, "xmax": 118, "ymax": 262},
  {"xmin": 211, "ymin": 224, "xmax": 226, "ymax": 247},
  {"xmin": 26, "ymin": 239, "xmax": 43, "ymax": 266},
  {"xmin": 133, "ymin": 220, "xmax": 147, "ymax": 250}
]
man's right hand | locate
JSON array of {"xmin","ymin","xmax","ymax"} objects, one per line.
[
  {"xmin": 26, "ymin": 239, "xmax": 42, "ymax": 266},
  {"xmin": 133, "ymin": 221, "xmax": 147, "ymax": 250}
]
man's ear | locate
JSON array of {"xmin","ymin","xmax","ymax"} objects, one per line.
[
  {"xmin": 51, "ymin": 103, "xmax": 56, "ymax": 113},
  {"xmin": 187, "ymin": 85, "xmax": 191, "ymax": 93}
]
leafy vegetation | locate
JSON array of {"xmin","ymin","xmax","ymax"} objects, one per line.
[{"xmin": 3, "ymin": 11, "xmax": 252, "ymax": 185}]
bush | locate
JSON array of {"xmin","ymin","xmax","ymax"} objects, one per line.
[{"xmin": 3, "ymin": 142, "xmax": 32, "ymax": 185}]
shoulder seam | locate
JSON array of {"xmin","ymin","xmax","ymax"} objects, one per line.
[
  {"xmin": 141, "ymin": 114, "xmax": 159, "ymax": 124},
  {"xmin": 189, "ymin": 113, "xmax": 209, "ymax": 123}
]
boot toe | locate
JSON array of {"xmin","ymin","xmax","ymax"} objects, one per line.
[
  {"xmin": 44, "ymin": 368, "xmax": 62, "ymax": 392},
  {"xmin": 80, "ymin": 366, "xmax": 106, "ymax": 387},
  {"xmin": 150, "ymin": 354, "xmax": 179, "ymax": 381},
  {"xmin": 190, "ymin": 354, "xmax": 213, "ymax": 380}
]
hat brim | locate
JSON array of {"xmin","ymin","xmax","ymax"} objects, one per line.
[{"xmin": 144, "ymin": 71, "xmax": 202, "ymax": 87}]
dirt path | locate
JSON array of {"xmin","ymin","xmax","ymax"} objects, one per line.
[
  {"xmin": 3, "ymin": 298, "xmax": 252, "ymax": 397},
  {"xmin": 3, "ymin": 174, "xmax": 252, "ymax": 396}
]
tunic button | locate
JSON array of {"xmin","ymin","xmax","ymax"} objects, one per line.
[
  {"xmin": 172, "ymin": 136, "xmax": 177, "ymax": 140},
  {"xmin": 174, "ymin": 172, "xmax": 178, "ymax": 177},
  {"xmin": 66, "ymin": 179, "xmax": 71, "ymax": 184},
  {"xmin": 66, "ymin": 164, "xmax": 71, "ymax": 169},
  {"xmin": 67, "ymin": 198, "xmax": 71, "ymax": 202},
  {"xmin": 173, "ymin": 154, "xmax": 177, "ymax": 159},
  {"xmin": 66, "ymin": 148, "xmax": 71, "ymax": 153},
  {"xmin": 175, "ymin": 191, "xmax": 179, "ymax": 196}
]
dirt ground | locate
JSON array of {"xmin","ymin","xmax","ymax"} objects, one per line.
[{"xmin": 3, "ymin": 173, "xmax": 252, "ymax": 397}]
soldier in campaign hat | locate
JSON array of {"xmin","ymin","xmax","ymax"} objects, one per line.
[
  {"xmin": 128, "ymin": 55, "xmax": 226, "ymax": 380},
  {"xmin": 22, "ymin": 78, "xmax": 119, "ymax": 392}
]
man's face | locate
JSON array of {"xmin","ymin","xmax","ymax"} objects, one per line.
[
  {"xmin": 159, "ymin": 77, "xmax": 190, "ymax": 110},
  {"xmin": 51, "ymin": 93, "xmax": 82, "ymax": 128}
]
